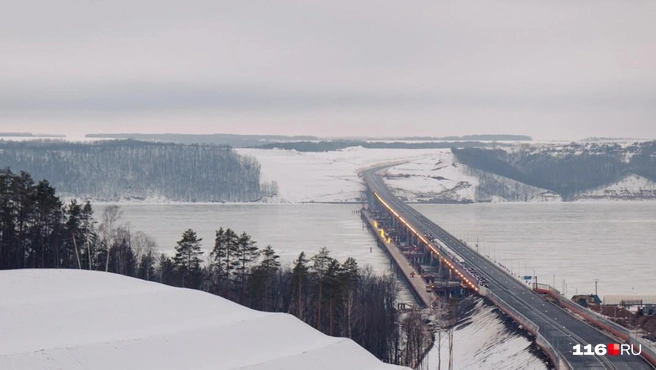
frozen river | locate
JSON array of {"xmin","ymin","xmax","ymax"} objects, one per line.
[
  {"xmin": 106, "ymin": 201, "xmax": 656, "ymax": 370},
  {"xmin": 414, "ymin": 202, "xmax": 656, "ymax": 298},
  {"xmin": 108, "ymin": 203, "xmax": 391, "ymax": 272},
  {"xmin": 111, "ymin": 202, "xmax": 656, "ymax": 297}
]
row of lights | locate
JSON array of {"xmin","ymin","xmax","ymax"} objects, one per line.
[{"xmin": 373, "ymin": 191, "xmax": 479, "ymax": 292}]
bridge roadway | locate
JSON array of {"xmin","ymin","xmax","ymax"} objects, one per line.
[{"xmin": 363, "ymin": 168, "xmax": 653, "ymax": 370}]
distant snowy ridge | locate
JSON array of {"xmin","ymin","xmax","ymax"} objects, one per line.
[
  {"xmin": 239, "ymin": 147, "xmax": 646, "ymax": 204},
  {"xmin": 383, "ymin": 151, "xmax": 561, "ymax": 203},
  {"xmin": 462, "ymin": 166, "xmax": 561, "ymax": 203},
  {"xmin": 383, "ymin": 154, "xmax": 478, "ymax": 203},
  {"xmin": 55, "ymin": 141, "xmax": 653, "ymax": 205},
  {"xmin": 237, "ymin": 147, "xmax": 432, "ymax": 203},
  {"xmin": 454, "ymin": 141, "xmax": 656, "ymax": 201},
  {"xmin": 575, "ymin": 175, "xmax": 656, "ymax": 201},
  {"xmin": 0, "ymin": 270, "xmax": 409, "ymax": 370},
  {"xmin": 240, "ymin": 147, "xmax": 552, "ymax": 204}
]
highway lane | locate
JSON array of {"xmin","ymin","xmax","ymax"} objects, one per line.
[{"xmin": 363, "ymin": 168, "xmax": 653, "ymax": 370}]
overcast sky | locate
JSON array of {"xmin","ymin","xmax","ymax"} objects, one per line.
[{"xmin": 2, "ymin": 1, "xmax": 655, "ymax": 140}]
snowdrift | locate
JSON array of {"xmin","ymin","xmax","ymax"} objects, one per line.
[{"xmin": 0, "ymin": 269, "xmax": 408, "ymax": 370}]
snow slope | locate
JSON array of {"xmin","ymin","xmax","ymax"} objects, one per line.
[
  {"xmin": 237, "ymin": 147, "xmax": 436, "ymax": 203},
  {"xmin": 0, "ymin": 269, "xmax": 409, "ymax": 370},
  {"xmin": 383, "ymin": 152, "xmax": 479, "ymax": 203},
  {"xmin": 238, "ymin": 147, "xmax": 560, "ymax": 204},
  {"xmin": 422, "ymin": 298, "xmax": 548, "ymax": 370},
  {"xmin": 575, "ymin": 175, "xmax": 656, "ymax": 201}
]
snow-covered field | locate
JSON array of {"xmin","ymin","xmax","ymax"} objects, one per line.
[
  {"xmin": 237, "ymin": 147, "xmax": 436, "ymax": 203},
  {"xmin": 240, "ymin": 146, "xmax": 656, "ymax": 204},
  {"xmin": 0, "ymin": 270, "xmax": 408, "ymax": 370},
  {"xmin": 383, "ymin": 155, "xmax": 479, "ymax": 203},
  {"xmin": 238, "ymin": 148, "xmax": 560, "ymax": 204}
]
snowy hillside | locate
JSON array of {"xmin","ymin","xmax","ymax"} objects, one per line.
[
  {"xmin": 0, "ymin": 270, "xmax": 409, "ymax": 370},
  {"xmin": 575, "ymin": 175, "xmax": 656, "ymax": 201},
  {"xmin": 383, "ymin": 154, "xmax": 478, "ymax": 203},
  {"xmin": 383, "ymin": 151, "xmax": 561, "ymax": 203},
  {"xmin": 241, "ymin": 141, "xmax": 656, "ymax": 203},
  {"xmin": 455, "ymin": 141, "xmax": 656, "ymax": 201},
  {"xmin": 239, "ymin": 147, "xmax": 561, "ymax": 204},
  {"xmin": 237, "ymin": 147, "xmax": 434, "ymax": 203},
  {"xmin": 423, "ymin": 298, "xmax": 548, "ymax": 370}
]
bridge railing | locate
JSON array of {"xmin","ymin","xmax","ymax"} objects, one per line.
[
  {"xmin": 482, "ymin": 288, "xmax": 571, "ymax": 370},
  {"xmin": 482, "ymin": 289, "xmax": 538, "ymax": 335},
  {"xmin": 537, "ymin": 285, "xmax": 656, "ymax": 368},
  {"xmin": 536, "ymin": 332, "xmax": 571, "ymax": 370},
  {"xmin": 630, "ymin": 335, "xmax": 656, "ymax": 368}
]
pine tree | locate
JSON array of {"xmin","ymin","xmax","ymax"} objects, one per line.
[
  {"xmin": 0, "ymin": 168, "xmax": 18, "ymax": 269},
  {"xmin": 29, "ymin": 179, "xmax": 62, "ymax": 268},
  {"xmin": 231, "ymin": 232, "xmax": 260, "ymax": 304},
  {"xmin": 291, "ymin": 251, "xmax": 310, "ymax": 320},
  {"xmin": 138, "ymin": 253, "xmax": 156, "ymax": 281},
  {"xmin": 312, "ymin": 247, "xmax": 332, "ymax": 331},
  {"xmin": 173, "ymin": 229, "xmax": 204, "ymax": 288},
  {"xmin": 339, "ymin": 257, "xmax": 360, "ymax": 338},
  {"xmin": 64, "ymin": 200, "xmax": 84, "ymax": 269},
  {"xmin": 250, "ymin": 245, "xmax": 280, "ymax": 310},
  {"xmin": 210, "ymin": 227, "xmax": 239, "ymax": 297},
  {"xmin": 79, "ymin": 201, "xmax": 97, "ymax": 270},
  {"xmin": 14, "ymin": 171, "xmax": 35, "ymax": 269},
  {"xmin": 324, "ymin": 258, "xmax": 342, "ymax": 335},
  {"xmin": 157, "ymin": 253, "xmax": 175, "ymax": 285}
]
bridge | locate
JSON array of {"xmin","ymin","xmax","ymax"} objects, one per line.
[{"xmin": 361, "ymin": 166, "xmax": 655, "ymax": 370}]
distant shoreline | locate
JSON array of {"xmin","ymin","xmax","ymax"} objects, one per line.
[{"xmin": 83, "ymin": 198, "xmax": 656, "ymax": 206}]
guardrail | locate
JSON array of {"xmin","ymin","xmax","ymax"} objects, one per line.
[
  {"xmin": 481, "ymin": 288, "xmax": 570, "ymax": 369},
  {"xmin": 537, "ymin": 285, "xmax": 656, "ymax": 368}
]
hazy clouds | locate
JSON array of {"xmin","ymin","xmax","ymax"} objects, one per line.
[{"xmin": 2, "ymin": 0, "xmax": 656, "ymax": 139}]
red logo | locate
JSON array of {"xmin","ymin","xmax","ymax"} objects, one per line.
[{"xmin": 608, "ymin": 343, "xmax": 620, "ymax": 356}]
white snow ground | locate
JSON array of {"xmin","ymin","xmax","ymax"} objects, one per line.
[
  {"xmin": 0, "ymin": 269, "xmax": 409, "ymax": 370},
  {"xmin": 422, "ymin": 298, "xmax": 548, "ymax": 370},
  {"xmin": 237, "ymin": 147, "xmax": 437, "ymax": 203},
  {"xmin": 383, "ymin": 154, "xmax": 479, "ymax": 203},
  {"xmin": 239, "ymin": 148, "xmax": 560, "ymax": 204}
]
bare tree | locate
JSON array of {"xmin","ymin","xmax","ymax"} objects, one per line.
[
  {"xmin": 99, "ymin": 205, "xmax": 123, "ymax": 272},
  {"xmin": 133, "ymin": 231, "xmax": 158, "ymax": 281}
]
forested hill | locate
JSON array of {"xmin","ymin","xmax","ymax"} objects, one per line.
[
  {"xmin": 0, "ymin": 140, "xmax": 276, "ymax": 202},
  {"xmin": 452, "ymin": 141, "xmax": 656, "ymax": 200}
]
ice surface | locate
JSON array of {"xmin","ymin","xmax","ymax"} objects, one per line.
[{"xmin": 0, "ymin": 269, "xmax": 409, "ymax": 370}]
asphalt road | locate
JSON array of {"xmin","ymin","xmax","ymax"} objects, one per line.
[{"xmin": 363, "ymin": 168, "xmax": 654, "ymax": 370}]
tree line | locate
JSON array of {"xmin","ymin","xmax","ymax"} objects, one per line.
[
  {"xmin": 256, "ymin": 140, "xmax": 502, "ymax": 152},
  {"xmin": 0, "ymin": 168, "xmax": 430, "ymax": 367},
  {"xmin": 85, "ymin": 133, "xmax": 319, "ymax": 147},
  {"xmin": 0, "ymin": 140, "xmax": 278, "ymax": 202},
  {"xmin": 0, "ymin": 168, "xmax": 157, "ymax": 275}
]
